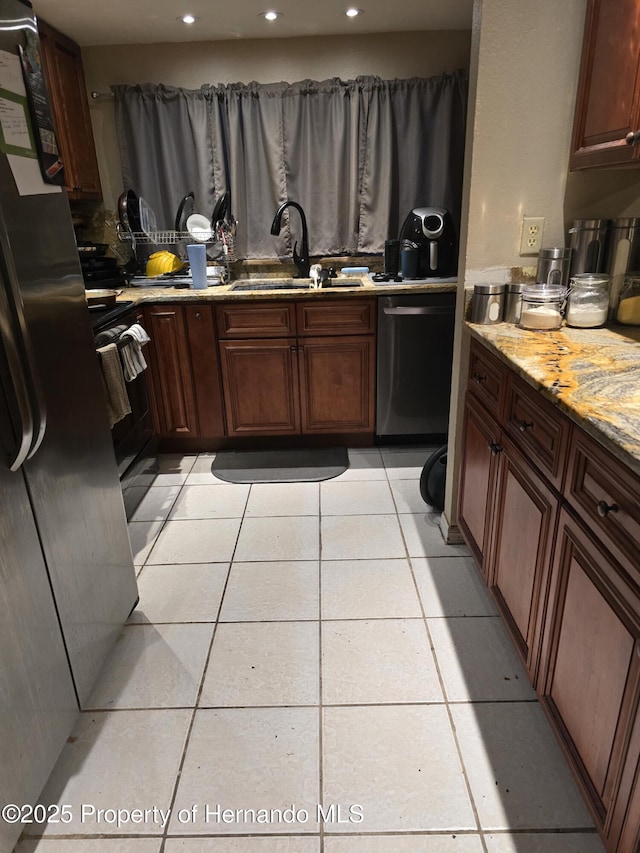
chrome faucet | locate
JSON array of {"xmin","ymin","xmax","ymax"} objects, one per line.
[{"xmin": 270, "ymin": 200, "xmax": 311, "ymax": 278}]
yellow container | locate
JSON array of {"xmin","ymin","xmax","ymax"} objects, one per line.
[{"xmin": 146, "ymin": 251, "xmax": 184, "ymax": 277}]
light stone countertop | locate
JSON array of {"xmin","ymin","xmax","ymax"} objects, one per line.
[{"xmin": 467, "ymin": 321, "xmax": 640, "ymax": 477}]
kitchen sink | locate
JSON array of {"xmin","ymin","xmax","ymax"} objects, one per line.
[{"xmin": 229, "ymin": 279, "xmax": 363, "ymax": 291}]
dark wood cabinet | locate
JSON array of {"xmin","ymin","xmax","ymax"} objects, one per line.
[
  {"xmin": 38, "ymin": 20, "xmax": 102, "ymax": 198},
  {"xmin": 219, "ymin": 338, "xmax": 300, "ymax": 436},
  {"xmin": 570, "ymin": 0, "xmax": 640, "ymax": 169},
  {"xmin": 539, "ymin": 510, "xmax": 640, "ymax": 841},
  {"xmin": 459, "ymin": 334, "xmax": 640, "ymax": 852},
  {"xmin": 215, "ymin": 298, "xmax": 376, "ymax": 440},
  {"xmin": 185, "ymin": 305, "xmax": 225, "ymax": 438}
]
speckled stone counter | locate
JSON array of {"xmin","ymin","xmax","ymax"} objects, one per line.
[
  {"xmin": 467, "ymin": 321, "xmax": 640, "ymax": 477},
  {"xmin": 119, "ymin": 276, "xmax": 458, "ymax": 304}
]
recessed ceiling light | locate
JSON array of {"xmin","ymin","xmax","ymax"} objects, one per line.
[
  {"xmin": 262, "ymin": 10, "xmax": 282, "ymax": 21},
  {"xmin": 345, "ymin": 7, "xmax": 362, "ymax": 17},
  {"xmin": 180, "ymin": 14, "xmax": 196, "ymax": 24}
]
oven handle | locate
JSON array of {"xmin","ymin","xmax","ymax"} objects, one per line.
[{"xmin": 383, "ymin": 305, "xmax": 455, "ymax": 315}]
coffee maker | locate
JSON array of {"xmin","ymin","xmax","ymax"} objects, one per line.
[{"xmin": 399, "ymin": 207, "xmax": 458, "ymax": 278}]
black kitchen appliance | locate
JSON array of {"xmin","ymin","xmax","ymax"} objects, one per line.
[{"xmin": 399, "ymin": 207, "xmax": 458, "ymax": 278}]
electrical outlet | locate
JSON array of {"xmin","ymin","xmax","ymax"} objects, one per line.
[{"xmin": 519, "ymin": 216, "xmax": 545, "ymax": 255}]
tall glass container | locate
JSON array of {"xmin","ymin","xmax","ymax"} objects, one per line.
[{"xmin": 565, "ymin": 274, "xmax": 609, "ymax": 328}]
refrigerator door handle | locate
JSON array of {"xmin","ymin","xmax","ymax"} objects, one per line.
[{"xmin": 0, "ymin": 233, "xmax": 47, "ymax": 464}]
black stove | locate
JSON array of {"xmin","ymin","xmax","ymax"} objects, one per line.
[{"xmin": 90, "ymin": 300, "xmax": 135, "ymax": 333}]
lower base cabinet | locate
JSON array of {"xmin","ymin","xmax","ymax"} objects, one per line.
[{"xmin": 458, "ymin": 337, "xmax": 640, "ymax": 852}]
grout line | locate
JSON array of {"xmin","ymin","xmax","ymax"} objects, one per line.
[{"xmin": 317, "ymin": 480, "xmax": 325, "ymax": 853}]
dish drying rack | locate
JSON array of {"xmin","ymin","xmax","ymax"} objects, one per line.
[{"xmin": 117, "ymin": 223, "xmax": 236, "ymax": 276}]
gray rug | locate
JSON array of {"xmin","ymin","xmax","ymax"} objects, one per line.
[{"xmin": 212, "ymin": 447, "xmax": 349, "ymax": 483}]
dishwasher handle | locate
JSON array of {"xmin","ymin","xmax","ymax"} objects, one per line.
[{"xmin": 382, "ymin": 305, "xmax": 455, "ymax": 316}]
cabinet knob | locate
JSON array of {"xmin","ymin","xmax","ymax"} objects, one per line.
[
  {"xmin": 518, "ymin": 420, "xmax": 533, "ymax": 432},
  {"xmin": 489, "ymin": 442, "xmax": 503, "ymax": 455},
  {"xmin": 596, "ymin": 500, "xmax": 618, "ymax": 517},
  {"xmin": 625, "ymin": 131, "xmax": 640, "ymax": 146},
  {"xmin": 473, "ymin": 373, "xmax": 487, "ymax": 384},
  {"xmin": 290, "ymin": 345, "xmax": 296, "ymax": 352},
  {"xmin": 195, "ymin": 312, "xmax": 202, "ymax": 320},
  {"xmin": 72, "ymin": 184, "xmax": 82, "ymax": 191}
]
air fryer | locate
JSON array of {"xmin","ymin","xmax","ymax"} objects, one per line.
[{"xmin": 399, "ymin": 207, "xmax": 458, "ymax": 278}]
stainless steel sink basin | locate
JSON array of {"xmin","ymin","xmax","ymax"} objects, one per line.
[
  {"xmin": 229, "ymin": 280, "xmax": 311, "ymax": 291},
  {"xmin": 229, "ymin": 279, "xmax": 363, "ymax": 291}
]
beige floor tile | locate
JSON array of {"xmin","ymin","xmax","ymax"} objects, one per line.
[
  {"xmin": 235, "ymin": 516, "xmax": 319, "ymax": 562},
  {"xmin": 31, "ymin": 710, "xmax": 191, "ymax": 836},
  {"xmin": 428, "ymin": 617, "xmax": 534, "ymax": 702},
  {"xmin": 129, "ymin": 486, "xmax": 182, "ymax": 522},
  {"xmin": 324, "ymin": 836, "xmax": 484, "ymax": 852},
  {"xmin": 128, "ymin": 519, "xmax": 165, "ymax": 566},
  {"xmin": 86, "ymin": 623, "xmax": 213, "ymax": 709},
  {"xmin": 16, "ymin": 842, "xmax": 163, "ymax": 852},
  {"xmin": 169, "ymin": 484, "xmax": 250, "ymax": 519},
  {"xmin": 165, "ymin": 839, "xmax": 320, "ymax": 852},
  {"xmin": 220, "ymin": 561, "xmax": 319, "ymax": 621},
  {"xmin": 245, "ymin": 483, "xmax": 320, "ymax": 517},
  {"xmin": 330, "ymin": 449, "xmax": 386, "ymax": 481},
  {"xmin": 321, "ymin": 559, "xmax": 421, "ymax": 619},
  {"xmin": 147, "ymin": 518, "xmax": 241, "ymax": 564},
  {"xmin": 321, "ymin": 515, "xmax": 405, "ymax": 560},
  {"xmin": 170, "ymin": 708, "xmax": 319, "ymax": 833},
  {"xmin": 320, "ymin": 480, "xmax": 395, "ymax": 516},
  {"xmin": 200, "ymin": 621, "xmax": 319, "ymax": 706},
  {"xmin": 381, "ymin": 447, "xmax": 438, "ymax": 480},
  {"xmin": 129, "ymin": 563, "xmax": 229, "ymax": 624},
  {"xmin": 451, "ymin": 703, "xmax": 596, "ymax": 830},
  {"xmin": 390, "ymin": 479, "xmax": 437, "ymax": 514},
  {"xmin": 399, "ymin": 514, "xmax": 470, "ymax": 558},
  {"xmin": 484, "ymin": 833, "xmax": 605, "ymax": 852},
  {"xmin": 151, "ymin": 455, "xmax": 198, "ymax": 487},
  {"xmin": 323, "ymin": 705, "xmax": 475, "ymax": 833},
  {"xmin": 412, "ymin": 556, "xmax": 496, "ymax": 617},
  {"xmin": 322, "ymin": 619, "xmax": 443, "ymax": 704}
]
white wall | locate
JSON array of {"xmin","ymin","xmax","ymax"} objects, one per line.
[{"xmin": 82, "ymin": 31, "xmax": 471, "ymax": 209}]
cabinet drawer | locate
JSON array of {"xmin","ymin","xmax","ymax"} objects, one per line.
[
  {"xmin": 565, "ymin": 428, "xmax": 640, "ymax": 583},
  {"xmin": 297, "ymin": 298, "xmax": 376, "ymax": 336},
  {"xmin": 503, "ymin": 375, "xmax": 570, "ymax": 489},
  {"xmin": 467, "ymin": 339, "xmax": 507, "ymax": 420},
  {"xmin": 216, "ymin": 302, "xmax": 296, "ymax": 338}
]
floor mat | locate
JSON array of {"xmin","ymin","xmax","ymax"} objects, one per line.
[{"xmin": 212, "ymin": 447, "xmax": 349, "ymax": 483}]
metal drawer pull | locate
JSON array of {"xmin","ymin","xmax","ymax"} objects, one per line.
[
  {"xmin": 195, "ymin": 312, "xmax": 202, "ymax": 320},
  {"xmin": 597, "ymin": 500, "xmax": 618, "ymax": 518},
  {"xmin": 473, "ymin": 373, "xmax": 487, "ymax": 384},
  {"xmin": 518, "ymin": 420, "xmax": 533, "ymax": 432},
  {"xmin": 489, "ymin": 442, "xmax": 503, "ymax": 455}
]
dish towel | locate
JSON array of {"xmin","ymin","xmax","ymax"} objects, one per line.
[
  {"xmin": 119, "ymin": 323, "xmax": 151, "ymax": 381},
  {"xmin": 97, "ymin": 343, "xmax": 131, "ymax": 428}
]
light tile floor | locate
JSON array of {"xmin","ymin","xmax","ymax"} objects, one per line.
[{"xmin": 16, "ymin": 448, "xmax": 605, "ymax": 852}]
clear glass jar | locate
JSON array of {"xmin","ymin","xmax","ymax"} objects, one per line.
[
  {"xmin": 518, "ymin": 284, "xmax": 566, "ymax": 331},
  {"xmin": 616, "ymin": 274, "xmax": 640, "ymax": 325},
  {"xmin": 566, "ymin": 274, "xmax": 609, "ymax": 328}
]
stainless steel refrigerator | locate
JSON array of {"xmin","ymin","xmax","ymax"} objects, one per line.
[{"xmin": 0, "ymin": 3, "xmax": 138, "ymax": 850}]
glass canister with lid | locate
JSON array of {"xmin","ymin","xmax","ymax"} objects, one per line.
[
  {"xmin": 616, "ymin": 274, "xmax": 640, "ymax": 325},
  {"xmin": 565, "ymin": 273, "xmax": 609, "ymax": 328},
  {"xmin": 518, "ymin": 284, "xmax": 566, "ymax": 331}
]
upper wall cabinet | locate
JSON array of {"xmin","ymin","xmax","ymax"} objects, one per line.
[
  {"xmin": 38, "ymin": 20, "xmax": 102, "ymax": 199},
  {"xmin": 570, "ymin": 0, "xmax": 640, "ymax": 169}
]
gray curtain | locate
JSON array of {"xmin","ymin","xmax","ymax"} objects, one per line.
[{"xmin": 113, "ymin": 71, "xmax": 467, "ymax": 259}]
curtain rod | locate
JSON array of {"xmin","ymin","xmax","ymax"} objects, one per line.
[{"xmin": 91, "ymin": 91, "xmax": 114, "ymax": 100}]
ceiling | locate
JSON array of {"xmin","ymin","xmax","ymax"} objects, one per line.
[{"xmin": 31, "ymin": 0, "xmax": 474, "ymax": 47}]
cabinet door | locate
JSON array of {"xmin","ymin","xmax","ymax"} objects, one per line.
[
  {"xmin": 299, "ymin": 335, "xmax": 375, "ymax": 433},
  {"xmin": 457, "ymin": 395, "xmax": 501, "ymax": 574},
  {"xmin": 144, "ymin": 305, "xmax": 198, "ymax": 439},
  {"xmin": 539, "ymin": 510, "xmax": 640, "ymax": 832},
  {"xmin": 219, "ymin": 338, "xmax": 300, "ymax": 435},
  {"xmin": 38, "ymin": 21, "xmax": 102, "ymax": 198},
  {"xmin": 488, "ymin": 435, "xmax": 559, "ymax": 681},
  {"xmin": 570, "ymin": 0, "xmax": 640, "ymax": 169},
  {"xmin": 185, "ymin": 305, "xmax": 225, "ymax": 438}
]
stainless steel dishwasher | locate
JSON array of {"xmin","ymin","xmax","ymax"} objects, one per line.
[{"xmin": 376, "ymin": 292, "xmax": 456, "ymax": 441}]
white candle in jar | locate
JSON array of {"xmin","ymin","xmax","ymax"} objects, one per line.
[{"xmin": 520, "ymin": 305, "xmax": 562, "ymax": 330}]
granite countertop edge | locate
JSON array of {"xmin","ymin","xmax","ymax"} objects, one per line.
[{"xmin": 466, "ymin": 321, "xmax": 640, "ymax": 478}]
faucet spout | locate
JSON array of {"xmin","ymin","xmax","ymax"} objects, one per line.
[{"xmin": 270, "ymin": 200, "xmax": 311, "ymax": 278}]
